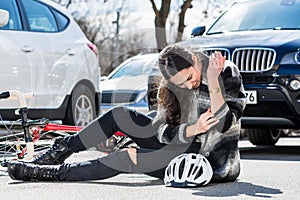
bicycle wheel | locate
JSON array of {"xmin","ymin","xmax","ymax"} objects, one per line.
[
  {"xmin": 0, "ymin": 131, "xmax": 24, "ymax": 165},
  {"xmin": 0, "ymin": 130, "xmax": 59, "ymax": 166}
]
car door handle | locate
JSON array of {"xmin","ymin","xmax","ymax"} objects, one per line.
[
  {"xmin": 65, "ymin": 48, "xmax": 75, "ymax": 56},
  {"xmin": 21, "ymin": 46, "xmax": 34, "ymax": 53}
]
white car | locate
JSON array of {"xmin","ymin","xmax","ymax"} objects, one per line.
[
  {"xmin": 0, "ymin": 0, "xmax": 101, "ymax": 126},
  {"xmin": 101, "ymin": 53, "xmax": 160, "ymax": 114}
]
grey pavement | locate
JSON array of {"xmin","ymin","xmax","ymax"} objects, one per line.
[{"xmin": 1, "ymin": 137, "xmax": 300, "ymax": 200}]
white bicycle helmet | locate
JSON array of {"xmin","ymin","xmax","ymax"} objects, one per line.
[{"xmin": 164, "ymin": 153, "xmax": 213, "ymax": 187}]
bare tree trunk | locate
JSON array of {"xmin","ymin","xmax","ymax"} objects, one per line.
[
  {"xmin": 176, "ymin": 0, "xmax": 193, "ymax": 42},
  {"xmin": 149, "ymin": 0, "xmax": 171, "ymax": 51},
  {"xmin": 66, "ymin": 0, "xmax": 72, "ymax": 9}
]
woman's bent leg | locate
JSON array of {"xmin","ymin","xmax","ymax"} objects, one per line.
[
  {"xmin": 31, "ymin": 106, "xmax": 163, "ymax": 165},
  {"xmin": 68, "ymin": 106, "xmax": 164, "ymax": 152}
]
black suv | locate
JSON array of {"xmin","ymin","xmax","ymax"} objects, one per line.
[{"xmin": 182, "ymin": 0, "xmax": 300, "ymax": 145}]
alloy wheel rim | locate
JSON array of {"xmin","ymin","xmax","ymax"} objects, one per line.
[{"xmin": 74, "ymin": 94, "xmax": 93, "ymax": 127}]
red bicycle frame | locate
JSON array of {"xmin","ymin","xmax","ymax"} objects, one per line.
[{"xmin": 16, "ymin": 123, "xmax": 83, "ymax": 159}]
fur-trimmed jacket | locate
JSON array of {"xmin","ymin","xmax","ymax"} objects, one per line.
[{"xmin": 152, "ymin": 59, "xmax": 246, "ymax": 182}]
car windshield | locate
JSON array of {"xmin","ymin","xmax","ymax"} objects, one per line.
[
  {"xmin": 109, "ymin": 57, "xmax": 160, "ymax": 79},
  {"xmin": 207, "ymin": 0, "xmax": 300, "ymax": 35}
]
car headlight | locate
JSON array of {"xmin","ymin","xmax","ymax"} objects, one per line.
[
  {"xmin": 280, "ymin": 50, "xmax": 300, "ymax": 65},
  {"xmin": 135, "ymin": 90, "xmax": 148, "ymax": 103},
  {"xmin": 295, "ymin": 51, "xmax": 300, "ymax": 64}
]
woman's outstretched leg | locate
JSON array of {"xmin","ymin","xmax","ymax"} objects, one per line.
[
  {"xmin": 31, "ymin": 106, "xmax": 163, "ymax": 165},
  {"xmin": 8, "ymin": 143, "xmax": 195, "ymax": 182},
  {"xmin": 8, "ymin": 150, "xmax": 138, "ymax": 181},
  {"xmin": 8, "ymin": 153, "xmax": 125, "ymax": 181}
]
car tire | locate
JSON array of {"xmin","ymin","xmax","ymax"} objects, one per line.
[
  {"xmin": 246, "ymin": 128, "xmax": 281, "ymax": 146},
  {"xmin": 63, "ymin": 84, "xmax": 96, "ymax": 126}
]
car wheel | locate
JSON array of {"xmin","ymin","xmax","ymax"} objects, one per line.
[
  {"xmin": 63, "ymin": 84, "xmax": 96, "ymax": 126},
  {"xmin": 246, "ymin": 128, "xmax": 281, "ymax": 145}
]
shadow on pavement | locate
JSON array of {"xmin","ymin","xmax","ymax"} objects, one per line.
[
  {"xmin": 5, "ymin": 177, "xmax": 164, "ymax": 187},
  {"xmin": 191, "ymin": 181, "xmax": 282, "ymax": 198},
  {"xmin": 79, "ymin": 178, "xmax": 164, "ymax": 187}
]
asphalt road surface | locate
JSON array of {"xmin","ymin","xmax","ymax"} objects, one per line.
[{"xmin": 1, "ymin": 137, "xmax": 300, "ymax": 200}]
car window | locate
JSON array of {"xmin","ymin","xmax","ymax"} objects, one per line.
[
  {"xmin": 207, "ymin": 0, "xmax": 300, "ymax": 34},
  {"xmin": 110, "ymin": 58, "xmax": 159, "ymax": 79},
  {"xmin": 0, "ymin": 0, "xmax": 22, "ymax": 30},
  {"xmin": 52, "ymin": 9, "xmax": 69, "ymax": 30},
  {"xmin": 22, "ymin": 0, "xmax": 58, "ymax": 32}
]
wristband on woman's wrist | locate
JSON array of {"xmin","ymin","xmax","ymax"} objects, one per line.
[{"xmin": 209, "ymin": 87, "xmax": 221, "ymax": 93}]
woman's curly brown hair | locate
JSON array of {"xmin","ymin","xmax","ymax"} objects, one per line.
[
  {"xmin": 157, "ymin": 44, "xmax": 195, "ymax": 127},
  {"xmin": 158, "ymin": 84, "xmax": 182, "ymax": 126}
]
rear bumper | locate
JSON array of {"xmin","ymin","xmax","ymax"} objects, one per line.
[
  {"xmin": 0, "ymin": 92, "xmax": 101, "ymax": 121},
  {"xmin": 0, "ymin": 95, "xmax": 70, "ymax": 120}
]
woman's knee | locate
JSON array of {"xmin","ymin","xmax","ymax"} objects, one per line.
[
  {"xmin": 99, "ymin": 106, "xmax": 129, "ymax": 125},
  {"xmin": 110, "ymin": 106, "xmax": 129, "ymax": 114},
  {"xmin": 125, "ymin": 148, "xmax": 137, "ymax": 165}
]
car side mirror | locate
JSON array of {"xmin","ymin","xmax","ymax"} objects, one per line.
[
  {"xmin": 191, "ymin": 26, "xmax": 206, "ymax": 37},
  {"xmin": 100, "ymin": 76, "xmax": 108, "ymax": 81},
  {"xmin": 0, "ymin": 9, "xmax": 9, "ymax": 28}
]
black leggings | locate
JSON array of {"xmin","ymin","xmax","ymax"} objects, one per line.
[{"xmin": 61, "ymin": 106, "xmax": 200, "ymax": 181}]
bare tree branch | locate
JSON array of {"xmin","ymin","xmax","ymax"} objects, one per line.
[
  {"xmin": 149, "ymin": 0, "xmax": 159, "ymax": 16},
  {"xmin": 176, "ymin": 0, "xmax": 193, "ymax": 42},
  {"xmin": 66, "ymin": 0, "xmax": 72, "ymax": 9},
  {"xmin": 149, "ymin": 0, "xmax": 171, "ymax": 50}
]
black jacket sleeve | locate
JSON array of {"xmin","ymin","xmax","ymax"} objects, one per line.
[
  {"xmin": 214, "ymin": 61, "xmax": 246, "ymax": 132},
  {"xmin": 152, "ymin": 107, "xmax": 195, "ymax": 144}
]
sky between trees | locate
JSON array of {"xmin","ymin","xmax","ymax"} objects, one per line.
[{"xmin": 52, "ymin": 0, "xmax": 233, "ymax": 74}]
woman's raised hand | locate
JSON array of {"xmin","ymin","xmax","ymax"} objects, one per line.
[
  {"xmin": 207, "ymin": 51, "xmax": 226, "ymax": 80},
  {"xmin": 195, "ymin": 108, "xmax": 219, "ymax": 134}
]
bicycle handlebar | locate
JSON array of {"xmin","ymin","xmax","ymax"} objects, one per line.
[
  {"xmin": 0, "ymin": 91, "xmax": 10, "ymax": 99},
  {"xmin": 0, "ymin": 90, "xmax": 34, "ymax": 107}
]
